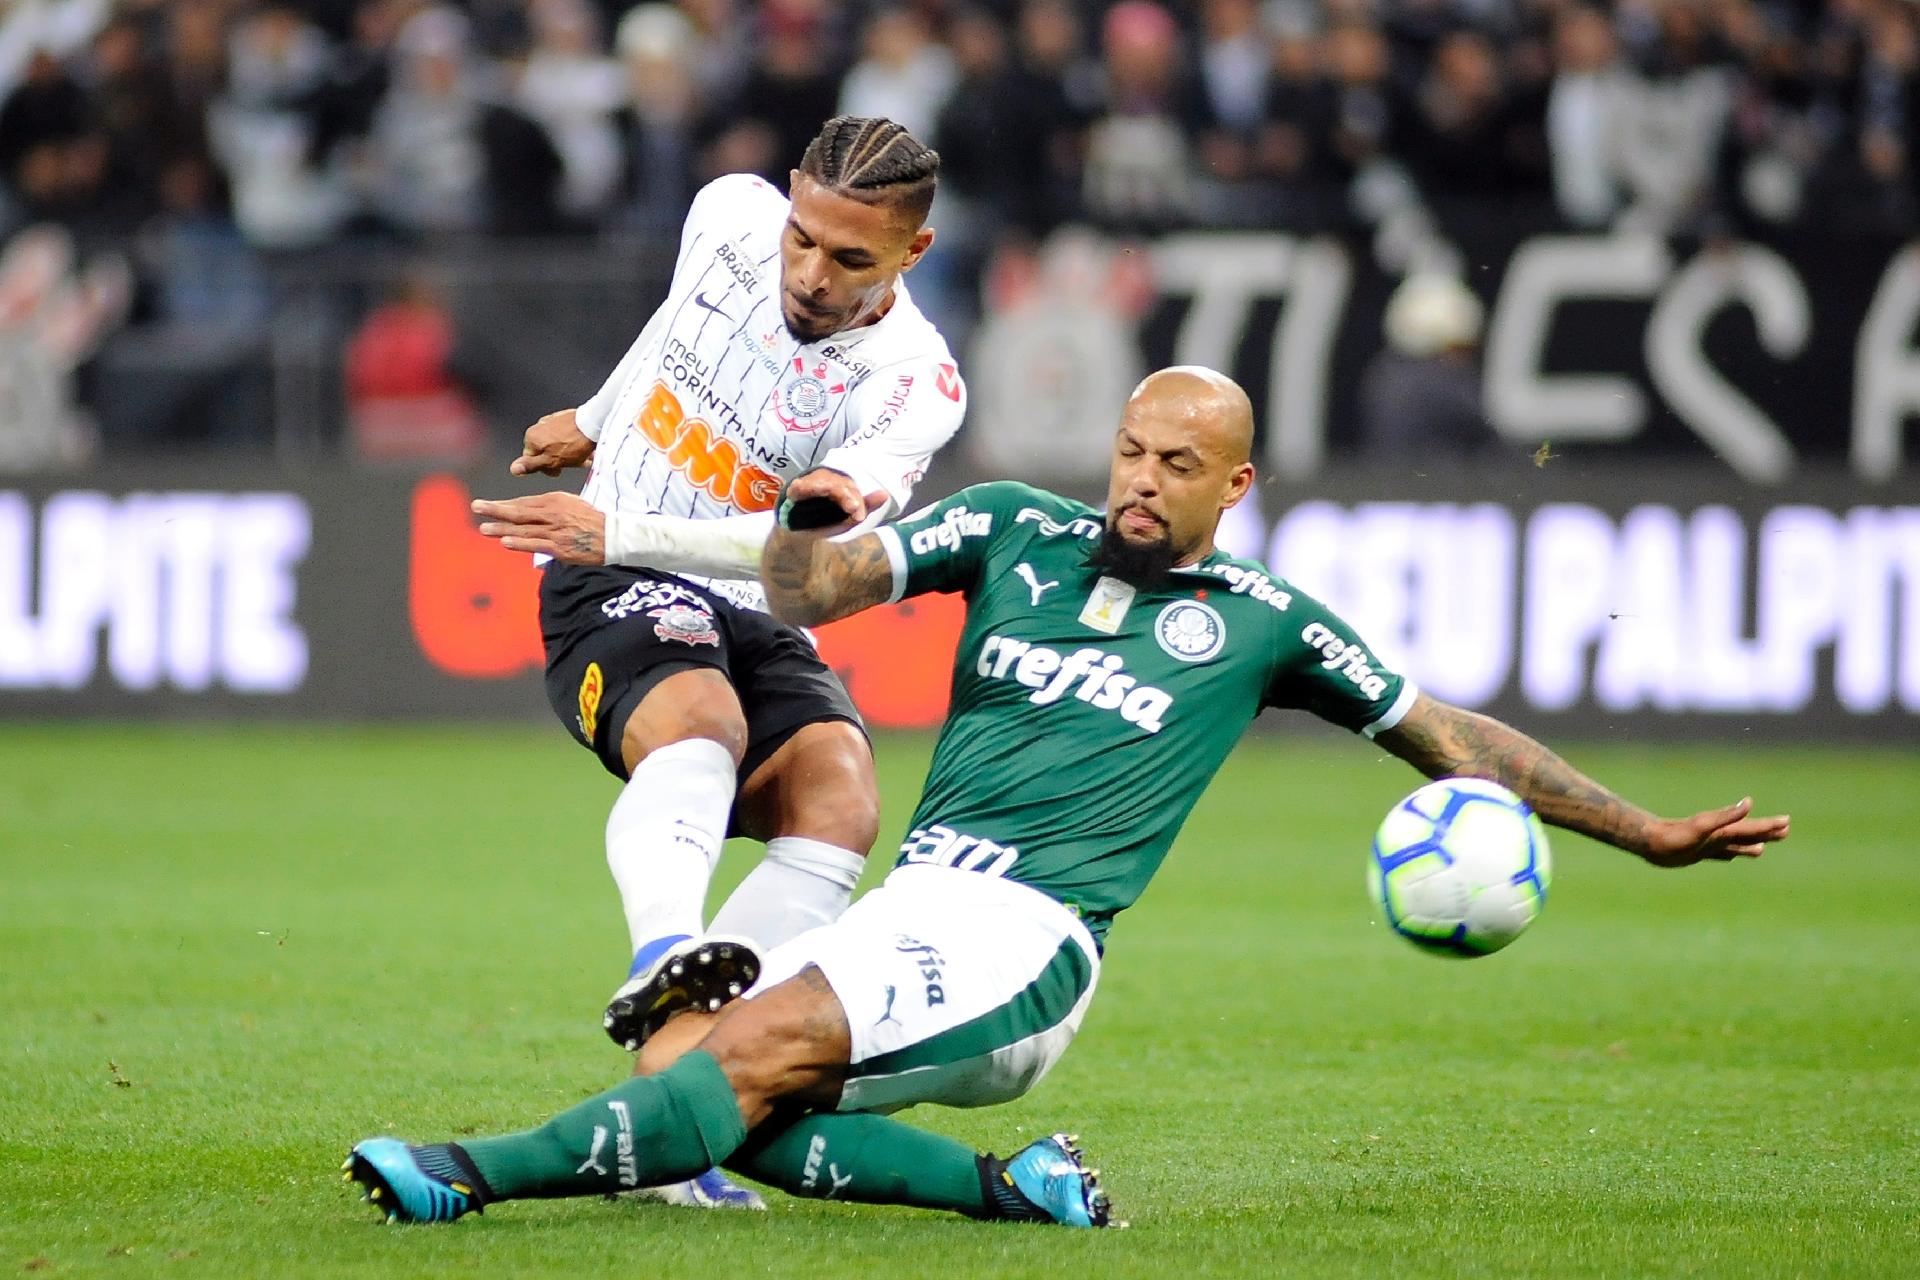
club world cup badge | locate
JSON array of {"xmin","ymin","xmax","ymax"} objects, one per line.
[
  {"xmin": 775, "ymin": 357, "xmax": 846, "ymax": 433},
  {"xmin": 1155, "ymin": 600, "xmax": 1226, "ymax": 663},
  {"xmin": 649, "ymin": 604, "xmax": 720, "ymax": 647}
]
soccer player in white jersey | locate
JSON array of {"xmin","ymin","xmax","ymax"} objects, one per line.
[{"xmin": 467, "ymin": 118, "xmax": 964, "ymax": 1205}]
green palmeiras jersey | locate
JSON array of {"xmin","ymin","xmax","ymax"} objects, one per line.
[{"xmin": 872, "ymin": 481, "xmax": 1419, "ymax": 947}]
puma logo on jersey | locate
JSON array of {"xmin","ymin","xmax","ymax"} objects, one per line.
[
  {"xmin": 976, "ymin": 636, "xmax": 1173, "ymax": 733},
  {"xmin": 1014, "ymin": 563, "xmax": 1058, "ymax": 605}
]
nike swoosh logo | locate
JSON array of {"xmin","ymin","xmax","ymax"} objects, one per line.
[{"xmin": 694, "ymin": 291, "xmax": 732, "ymax": 320}]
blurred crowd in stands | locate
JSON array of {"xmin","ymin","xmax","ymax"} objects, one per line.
[
  {"xmin": 8, "ymin": 0, "xmax": 1920, "ymax": 252},
  {"xmin": 4, "ymin": 0, "xmax": 1920, "ymax": 466}
]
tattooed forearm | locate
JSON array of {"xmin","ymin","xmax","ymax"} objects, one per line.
[
  {"xmin": 760, "ymin": 527, "xmax": 895, "ymax": 626},
  {"xmin": 1376, "ymin": 694, "xmax": 1657, "ymax": 854}
]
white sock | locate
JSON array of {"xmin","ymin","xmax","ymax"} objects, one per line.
[
  {"xmin": 707, "ymin": 836, "xmax": 866, "ymax": 951},
  {"xmin": 606, "ymin": 737, "xmax": 737, "ymax": 956}
]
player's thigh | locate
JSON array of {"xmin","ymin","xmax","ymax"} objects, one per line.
[
  {"xmin": 726, "ymin": 609, "xmax": 875, "ymax": 847},
  {"xmin": 734, "ymin": 720, "xmax": 879, "ymax": 850},
  {"xmin": 619, "ymin": 667, "xmax": 748, "ymax": 774},
  {"xmin": 538, "ymin": 564, "xmax": 747, "ymax": 778},
  {"xmin": 748, "ymin": 865, "xmax": 1101, "ymax": 1114}
]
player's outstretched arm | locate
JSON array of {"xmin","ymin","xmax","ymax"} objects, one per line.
[
  {"xmin": 473, "ymin": 492, "xmax": 781, "ymax": 578},
  {"xmin": 1373, "ymin": 693, "xmax": 1790, "ymax": 868}
]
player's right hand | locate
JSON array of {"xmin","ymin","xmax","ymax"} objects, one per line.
[
  {"xmin": 778, "ymin": 467, "xmax": 871, "ymax": 536},
  {"xmin": 511, "ymin": 411, "xmax": 595, "ymax": 477},
  {"xmin": 1639, "ymin": 797, "xmax": 1790, "ymax": 868}
]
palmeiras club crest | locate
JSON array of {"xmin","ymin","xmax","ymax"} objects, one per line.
[
  {"xmin": 650, "ymin": 603, "xmax": 720, "ymax": 646},
  {"xmin": 774, "ymin": 357, "xmax": 846, "ymax": 433},
  {"xmin": 1154, "ymin": 600, "xmax": 1226, "ymax": 663}
]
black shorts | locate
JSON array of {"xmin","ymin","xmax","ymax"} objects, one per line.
[{"xmin": 539, "ymin": 561, "xmax": 864, "ymax": 782}]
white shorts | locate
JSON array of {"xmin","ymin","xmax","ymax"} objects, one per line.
[{"xmin": 750, "ymin": 863, "xmax": 1101, "ymax": 1114}]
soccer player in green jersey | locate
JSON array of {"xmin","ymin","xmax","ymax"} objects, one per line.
[{"xmin": 344, "ymin": 366, "xmax": 1789, "ymax": 1229}]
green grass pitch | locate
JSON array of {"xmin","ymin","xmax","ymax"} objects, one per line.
[{"xmin": 2, "ymin": 725, "xmax": 1916, "ymax": 1278}]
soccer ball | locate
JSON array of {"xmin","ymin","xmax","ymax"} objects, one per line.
[{"xmin": 1368, "ymin": 777, "xmax": 1551, "ymax": 957}]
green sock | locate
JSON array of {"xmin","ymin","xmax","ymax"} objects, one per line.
[
  {"xmin": 461, "ymin": 1051, "xmax": 747, "ymax": 1200},
  {"xmin": 725, "ymin": 1110, "xmax": 992, "ymax": 1217}
]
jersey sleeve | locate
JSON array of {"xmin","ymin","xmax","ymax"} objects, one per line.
[
  {"xmin": 815, "ymin": 358, "xmax": 966, "ymax": 519},
  {"xmin": 1262, "ymin": 590, "xmax": 1419, "ymax": 738},
  {"xmin": 871, "ymin": 481, "xmax": 1020, "ymax": 602}
]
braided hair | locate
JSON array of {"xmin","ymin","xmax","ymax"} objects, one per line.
[{"xmin": 797, "ymin": 116, "xmax": 941, "ymax": 225}]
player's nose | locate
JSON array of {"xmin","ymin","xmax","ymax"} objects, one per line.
[{"xmin": 796, "ymin": 251, "xmax": 832, "ymax": 296}]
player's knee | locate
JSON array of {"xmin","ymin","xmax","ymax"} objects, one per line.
[
  {"xmin": 819, "ymin": 787, "xmax": 880, "ymax": 855},
  {"xmin": 622, "ymin": 703, "xmax": 748, "ymax": 773},
  {"xmin": 641, "ymin": 720, "xmax": 748, "ymax": 769},
  {"xmin": 698, "ymin": 969, "xmax": 850, "ymax": 1121},
  {"xmin": 634, "ymin": 1010, "xmax": 717, "ymax": 1075}
]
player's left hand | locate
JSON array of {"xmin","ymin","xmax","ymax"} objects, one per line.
[
  {"xmin": 1639, "ymin": 797, "xmax": 1790, "ymax": 868},
  {"xmin": 472, "ymin": 492, "xmax": 606, "ymax": 563},
  {"xmin": 778, "ymin": 468, "xmax": 873, "ymax": 535}
]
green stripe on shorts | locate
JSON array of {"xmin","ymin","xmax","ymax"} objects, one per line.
[{"xmin": 851, "ymin": 937, "xmax": 1095, "ymax": 1079}]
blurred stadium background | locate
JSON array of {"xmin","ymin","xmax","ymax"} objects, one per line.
[
  {"xmin": 3, "ymin": 4, "xmax": 1918, "ymax": 1272},
  {"xmin": 2, "ymin": 0, "xmax": 1918, "ymax": 737}
]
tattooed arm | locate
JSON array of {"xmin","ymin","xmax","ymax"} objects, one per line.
[
  {"xmin": 760, "ymin": 522, "xmax": 895, "ymax": 627},
  {"xmin": 761, "ymin": 467, "xmax": 904, "ymax": 624},
  {"xmin": 1374, "ymin": 693, "xmax": 1790, "ymax": 867}
]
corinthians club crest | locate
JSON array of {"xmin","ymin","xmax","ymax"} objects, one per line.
[
  {"xmin": 650, "ymin": 603, "xmax": 720, "ymax": 647},
  {"xmin": 1154, "ymin": 600, "xmax": 1226, "ymax": 663},
  {"xmin": 774, "ymin": 357, "xmax": 846, "ymax": 433}
]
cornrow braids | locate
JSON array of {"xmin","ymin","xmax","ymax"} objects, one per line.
[{"xmin": 798, "ymin": 116, "xmax": 941, "ymax": 224}]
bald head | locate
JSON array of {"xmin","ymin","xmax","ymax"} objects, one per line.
[
  {"xmin": 1126, "ymin": 366, "xmax": 1256, "ymax": 466},
  {"xmin": 1101, "ymin": 365, "xmax": 1258, "ymax": 575}
]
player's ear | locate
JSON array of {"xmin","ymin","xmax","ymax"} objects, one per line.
[
  {"xmin": 900, "ymin": 227, "xmax": 935, "ymax": 273},
  {"xmin": 1219, "ymin": 462, "xmax": 1256, "ymax": 511}
]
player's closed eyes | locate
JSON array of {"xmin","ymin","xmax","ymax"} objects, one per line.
[{"xmin": 788, "ymin": 225, "xmax": 873, "ymax": 271}]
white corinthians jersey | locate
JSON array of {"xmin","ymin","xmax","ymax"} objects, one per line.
[{"xmin": 575, "ymin": 173, "xmax": 966, "ymax": 610}]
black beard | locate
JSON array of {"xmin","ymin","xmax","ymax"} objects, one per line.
[
  {"xmin": 783, "ymin": 312, "xmax": 834, "ymax": 341},
  {"xmin": 1085, "ymin": 524, "xmax": 1177, "ymax": 590}
]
